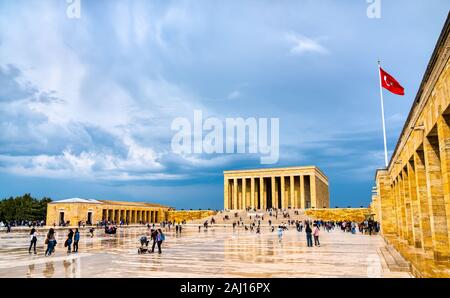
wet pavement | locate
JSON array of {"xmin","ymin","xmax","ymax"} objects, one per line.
[{"xmin": 0, "ymin": 226, "xmax": 412, "ymax": 278}]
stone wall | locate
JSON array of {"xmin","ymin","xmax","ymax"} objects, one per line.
[
  {"xmin": 305, "ymin": 208, "xmax": 371, "ymax": 222},
  {"xmin": 166, "ymin": 210, "xmax": 217, "ymax": 223}
]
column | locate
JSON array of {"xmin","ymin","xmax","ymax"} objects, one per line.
[
  {"xmin": 402, "ymin": 167, "xmax": 414, "ymax": 245},
  {"xmin": 260, "ymin": 178, "xmax": 265, "ymax": 210},
  {"xmin": 310, "ymin": 175, "xmax": 317, "ymax": 208},
  {"xmin": 407, "ymin": 159, "xmax": 423, "ymax": 248},
  {"xmin": 394, "ymin": 178, "xmax": 404, "ymax": 238},
  {"xmin": 224, "ymin": 178, "xmax": 229, "ymax": 210},
  {"xmin": 300, "ymin": 175, "xmax": 305, "ymax": 209},
  {"xmin": 280, "ymin": 176, "xmax": 285, "ymax": 209},
  {"xmin": 437, "ymin": 115, "xmax": 450, "ymax": 248},
  {"xmin": 242, "ymin": 178, "xmax": 247, "ymax": 209},
  {"xmin": 290, "ymin": 176, "xmax": 295, "ymax": 208},
  {"xmin": 376, "ymin": 170, "xmax": 396, "ymax": 235},
  {"xmin": 233, "ymin": 178, "xmax": 238, "ymax": 210},
  {"xmin": 424, "ymin": 133, "xmax": 450, "ymax": 262},
  {"xmin": 271, "ymin": 176, "xmax": 277, "ymax": 209},
  {"xmin": 250, "ymin": 177, "xmax": 255, "ymax": 209},
  {"xmin": 414, "ymin": 150, "xmax": 433, "ymax": 251}
]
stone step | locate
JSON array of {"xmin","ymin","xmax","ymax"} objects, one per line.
[
  {"xmin": 380, "ymin": 246, "xmax": 410, "ymax": 272},
  {"xmin": 386, "ymin": 245, "xmax": 410, "ymax": 269}
]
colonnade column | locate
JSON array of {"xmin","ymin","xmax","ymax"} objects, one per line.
[
  {"xmin": 290, "ymin": 176, "xmax": 295, "ymax": 208},
  {"xmin": 233, "ymin": 178, "xmax": 238, "ymax": 210},
  {"xmin": 280, "ymin": 176, "xmax": 286, "ymax": 209},
  {"xmin": 224, "ymin": 178, "xmax": 229, "ymax": 210},
  {"xmin": 414, "ymin": 150, "xmax": 433, "ymax": 251},
  {"xmin": 394, "ymin": 179, "xmax": 403, "ymax": 238},
  {"xmin": 424, "ymin": 132, "xmax": 449, "ymax": 262},
  {"xmin": 260, "ymin": 178, "xmax": 265, "ymax": 210},
  {"xmin": 250, "ymin": 177, "xmax": 255, "ymax": 209},
  {"xmin": 376, "ymin": 171, "xmax": 396, "ymax": 235},
  {"xmin": 402, "ymin": 167, "xmax": 414, "ymax": 245},
  {"xmin": 271, "ymin": 176, "xmax": 277, "ymax": 209},
  {"xmin": 300, "ymin": 175, "xmax": 305, "ymax": 209},
  {"xmin": 242, "ymin": 178, "xmax": 247, "ymax": 209},
  {"xmin": 437, "ymin": 115, "xmax": 450, "ymax": 249},
  {"xmin": 407, "ymin": 159, "xmax": 423, "ymax": 248},
  {"xmin": 310, "ymin": 175, "xmax": 317, "ymax": 209}
]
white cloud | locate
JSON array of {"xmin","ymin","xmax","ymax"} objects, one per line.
[{"xmin": 285, "ymin": 32, "xmax": 329, "ymax": 55}]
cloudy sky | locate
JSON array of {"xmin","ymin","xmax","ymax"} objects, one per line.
[{"xmin": 0, "ymin": 0, "xmax": 448, "ymax": 209}]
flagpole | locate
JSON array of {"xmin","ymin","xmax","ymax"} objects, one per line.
[{"xmin": 378, "ymin": 60, "xmax": 389, "ymax": 167}]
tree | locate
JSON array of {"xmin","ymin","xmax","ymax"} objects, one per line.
[{"xmin": 0, "ymin": 194, "xmax": 52, "ymax": 222}]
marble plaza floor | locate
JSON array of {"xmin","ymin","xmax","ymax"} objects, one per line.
[{"xmin": 0, "ymin": 226, "xmax": 412, "ymax": 278}]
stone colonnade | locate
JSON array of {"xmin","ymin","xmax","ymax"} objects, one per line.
[
  {"xmin": 224, "ymin": 167, "xmax": 329, "ymax": 210},
  {"xmin": 374, "ymin": 23, "xmax": 450, "ymax": 267},
  {"xmin": 102, "ymin": 207, "xmax": 161, "ymax": 223}
]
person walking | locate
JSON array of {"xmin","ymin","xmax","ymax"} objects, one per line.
[
  {"xmin": 313, "ymin": 224, "xmax": 320, "ymax": 247},
  {"xmin": 277, "ymin": 226, "xmax": 283, "ymax": 242},
  {"xmin": 29, "ymin": 228, "xmax": 38, "ymax": 254},
  {"xmin": 150, "ymin": 229, "xmax": 158, "ymax": 253},
  {"xmin": 156, "ymin": 228, "xmax": 165, "ymax": 254},
  {"xmin": 45, "ymin": 228, "xmax": 57, "ymax": 256},
  {"xmin": 73, "ymin": 228, "xmax": 80, "ymax": 253},
  {"xmin": 305, "ymin": 223, "xmax": 313, "ymax": 247},
  {"xmin": 65, "ymin": 229, "xmax": 74, "ymax": 253}
]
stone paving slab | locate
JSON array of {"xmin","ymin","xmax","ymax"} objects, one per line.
[{"xmin": 0, "ymin": 226, "xmax": 412, "ymax": 278}]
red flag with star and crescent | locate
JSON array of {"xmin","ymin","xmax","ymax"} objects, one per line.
[{"xmin": 380, "ymin": 67, "xmax": 405, "ymax": 96}]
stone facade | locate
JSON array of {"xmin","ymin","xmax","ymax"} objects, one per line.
[
  {"xmin": 223, "ymin": 166, "xmax": 329, "ymax": 210},
  {"xmin": 46, "ymin": 198, "xmax": 170, "ymax": 226},
  {"xmin": 372, "ymin": 14, "xmax": 450, "ymax": 276},
  {"xmin": 305, "ymin": 208, "xmax": 371, "ymax": 222}
]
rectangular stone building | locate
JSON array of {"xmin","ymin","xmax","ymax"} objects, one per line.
[
  {"xmin": 46, "ymin": 198, "xmax": 171, "ymax": 226},
  {"xmin": 373, "ymin": 13, "xmax": 450, "ymax": 275},
  {"xmin": 224, "ymin": 166, "xmax": 329, "ymax": 210}
]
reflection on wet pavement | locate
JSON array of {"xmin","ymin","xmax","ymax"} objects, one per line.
[{"xmin": 0, "ymin": 226, "xmax": 412, "ymax": 277}]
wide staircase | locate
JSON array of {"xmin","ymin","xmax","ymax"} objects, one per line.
[{"xmin": 187, "ymin": 209, "xmax": 311, "ymax": 226}]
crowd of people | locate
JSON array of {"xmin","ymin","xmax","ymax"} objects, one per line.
[
  {"xmin": 7, "ymin": 208, "xmax": 382, "ymax": 258},
  {"xmin": 1, "ymin": 220, "xmax": 46, "ymax": 232},
  {"xmin": 216, "ymin": 208, "xmax": 381, "ymax": 248}
]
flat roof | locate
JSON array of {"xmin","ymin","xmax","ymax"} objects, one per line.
[
  {"xmin": 223, "ymin": 166, "xmax": 328, "ymax": 183},
  {"xmin": 225, "ymin": 165, "xmax": 326, "ymax": 175},
  {"xmin": 50, "ymin": 198, "xmax": 169, "ymax": 208}
]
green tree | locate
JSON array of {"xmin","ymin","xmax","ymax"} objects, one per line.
[{"xmin": 0, "ymin": 194, "xmax": 52, "ymax": 222}]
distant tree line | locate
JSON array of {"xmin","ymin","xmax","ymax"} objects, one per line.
[{"xmin": 0, "ymin": 194, "xmax": 52, "ymax": 222}]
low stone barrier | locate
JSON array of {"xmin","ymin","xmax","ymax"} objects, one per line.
[
  {"xmin": 305, "ymin": 208, "xmax": 371, "ymax": 222},
  {"xmin": 166, "ymin": 210, "xmax": 217, "ymax": 222}
]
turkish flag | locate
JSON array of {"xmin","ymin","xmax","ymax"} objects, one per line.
[{"xmin": 380, "ymin": 67, "xmax": 404, "ymax": 96}]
